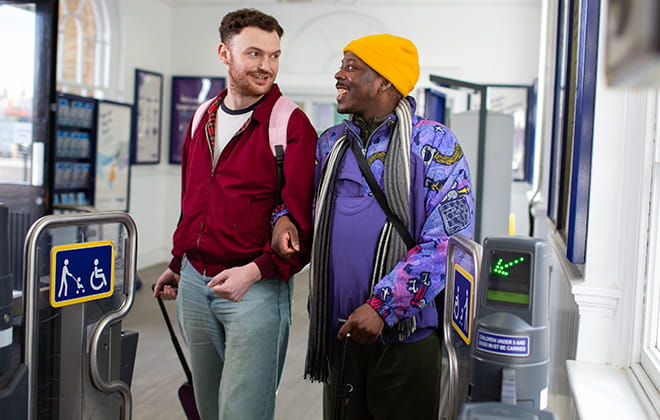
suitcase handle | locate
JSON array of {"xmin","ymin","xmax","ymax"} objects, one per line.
[{"xmin": 152, "ymin": 284, "xmax": 193, "ymax": 384}]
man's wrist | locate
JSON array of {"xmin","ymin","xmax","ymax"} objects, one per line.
[
  {"xmin": 271, "ymin": 205, "xmax": 290, "ymax": 229},
  {"xmin": 248, "ymin": 261, "xmax": 263, "ymax": 282},
  {"xmin": 367, "ymin": 295, "xmax": 397, "ymax": 327}
]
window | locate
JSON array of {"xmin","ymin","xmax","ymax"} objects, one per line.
[
  {"xmin": 0, "ymin": 4, "xmax": 36, "ymax": 184},
  {"xmin": 547, "ymin": 0, "xmax": 600, "ymax": 264},
  {"xmin": 57, "ymin": 0, "xmax": 109, "ymax": 98}
]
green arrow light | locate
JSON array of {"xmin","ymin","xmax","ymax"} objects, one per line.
[{"xmin": 492, "ymin": 256, "xmax": 525, "ymax": 276}]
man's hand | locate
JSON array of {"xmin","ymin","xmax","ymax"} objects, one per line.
[
  {"xmin": 271, "ymin": 215, "xmax": 300, "ymax": 259},
  {"xmin": 207, "ymin": 262, "xmax": 262, "ymax": 302},
  {"xmin": 338, "ymin": 303, "xmax": 385, "ymax": 344},
  {"xmin": 153, "ymin": 268, "xmax": 180, "ymax": 300}
]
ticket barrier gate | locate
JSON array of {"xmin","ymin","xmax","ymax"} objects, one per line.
[
  {"xmin": 440, "ymin": 234, "xmax": 555, "ymax": 420},
  {"xmin": 0, "ymin": 208, "xmax": 138, "ymax": 420},
  {"xmin": 440, "ymin": 234, "xmax": 482, "ymax": 419}
]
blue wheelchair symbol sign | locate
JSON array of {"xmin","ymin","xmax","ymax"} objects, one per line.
[
  {"xmin": 50, "ymin": 240, "xmax": 115, "ymax": 308},
  {"xmin": 451, "ymin": 264, "xmax": 474, "ymax": 344}
]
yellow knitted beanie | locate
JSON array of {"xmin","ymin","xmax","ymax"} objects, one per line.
[{"xmin": 343, "ymin": 34, "xmax": 420, "ymax": 97}]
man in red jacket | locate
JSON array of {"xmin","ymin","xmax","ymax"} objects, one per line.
[{"xmin": 153, "ymin": 8, "xmax": 317, "ymax": 420}]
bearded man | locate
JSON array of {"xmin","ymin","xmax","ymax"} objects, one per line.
[{"xmin": 154, "ymin": 8, "xmax": 317, "ymax": 420}]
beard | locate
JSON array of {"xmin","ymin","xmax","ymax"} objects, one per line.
[{"xmin": 227, "ymin": 62, "xmax": 275, "ymax": 99}]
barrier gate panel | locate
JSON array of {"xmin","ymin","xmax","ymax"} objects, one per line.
[
  {"xmin": 439, "ymin": 234, "xmax": 481, "ymax": 420},
  {"xmin": 23, "ymin": 213, "xmax": 137, "ymax": 420}
]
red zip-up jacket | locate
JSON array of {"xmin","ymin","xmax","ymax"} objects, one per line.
[{"xmin": 168, "ymin": 85, "xmax": 317, "ymax": 280}]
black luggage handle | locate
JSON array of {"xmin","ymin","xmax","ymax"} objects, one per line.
[
  {"xmin": 334, "ymin": 319, "xmax": 353, "ymax": 420},
  {"xmin": 152, "ymin": 284, "xmax": 193, "ymax": 384}
]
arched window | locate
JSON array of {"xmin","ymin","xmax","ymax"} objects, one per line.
[{"xmin": 57, "ymin": 0, "xmax": 110, "ymax": 98}]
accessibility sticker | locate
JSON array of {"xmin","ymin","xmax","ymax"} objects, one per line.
[
  {"xmin": 451, "ymin": 264, "xmax": 474, "ymax": 344},
  {"xmin": 50, "ymin": 240, "xmax": 115, "ymax": 308},
  {"xmin": 476, "ymin": 330, "xmax": 530, "ymax": 357}
]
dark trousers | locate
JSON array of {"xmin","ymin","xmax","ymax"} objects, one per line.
[{"xmin": 323, "ymin": 330, "xmax": 442, "ymax": 420}]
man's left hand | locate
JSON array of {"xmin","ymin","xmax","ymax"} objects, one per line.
[
  {"xmin": 207, "ymin": 262, "xmax": 262, "ymax": 302},
  {"xmin": 271, "ymin": 215, "xmax": 300, "ymax": 259},
  {"xmin": 338, "ymin": 303, "xmax": 385, "ymax": 344}
]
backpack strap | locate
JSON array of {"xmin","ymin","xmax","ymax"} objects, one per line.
[
  {"xmin": 269, "ymin": 95, "xmax": 299, "ymax": 205},
  {"xmin": 190, "ymin": 97, "xmax": 216, "ymax": 137},
  {"xmin": 268, "ymin": 95, "xmax": 299, "ymax": 155}
]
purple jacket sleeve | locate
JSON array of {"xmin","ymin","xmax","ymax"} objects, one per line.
[{"xmin": 367, "ymin": 121, "xmax": 475, "ymax": 327}]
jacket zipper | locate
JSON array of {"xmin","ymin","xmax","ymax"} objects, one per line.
[
  {"xmin": 344, "ymin": 118, "xmax": 391, "ymax": 156},
  {"xmin": 194, "ymin": 116, "xmax": 252, "ymax": 255},
  {"xmin": 343, "ymin": 118, "xmax": 392, "ymax": 198}
]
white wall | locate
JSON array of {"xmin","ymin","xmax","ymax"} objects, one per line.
[
  {"xmin": 169, "ymin": 1, "xmax": 542, "ymax": 91},
  {"xmin": 115, "ymin": 0, "xmax": 179, "ymax": 269},
  {"xmin": 115, "ymin": 0, "xmax": 542, "ymax": 270}
]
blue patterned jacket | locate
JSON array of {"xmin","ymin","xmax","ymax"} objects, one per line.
[{"xmin": 315, "ymin": 97, "xmax": 475, "ymax": 343}]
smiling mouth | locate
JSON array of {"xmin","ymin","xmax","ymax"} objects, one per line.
[
  {"xmin": 252, "ymin": 73, "xmax": 270, "ymax": 82},
  {"xmin": 336, "ymin": 86, "xmax": 348, "ymax": 99}
]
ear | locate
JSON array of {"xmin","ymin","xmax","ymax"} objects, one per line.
[
  {"xmin": 378, "ymin": 79, "xmax": 395, "ymax": 93},
  {"xmin": 218, "ymin": 43, "xmax": 230, "ymax": 64}
]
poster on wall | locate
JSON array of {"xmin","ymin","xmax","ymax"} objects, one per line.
[
  {"xmin": 169, "ymin": 76, "xmax": 225, "ymax": 164},
  {"xmin": 132, "ymin": 69, "xmax": 163, "ymax": 164},
  {"xmin": 95, "ymin": 100, "xmax": 132, "ymax": 212}
]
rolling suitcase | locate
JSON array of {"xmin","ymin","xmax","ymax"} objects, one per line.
[{"xmin": 154, "ymin": 285, "xmax": 201, "ymax": 420}]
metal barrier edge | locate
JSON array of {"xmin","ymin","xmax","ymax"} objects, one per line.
[
  {"xmin": 443, "ymin": 233, "xmax": 482, "ymax": 420},
  {"xmin": 23, "ymin": 211, "xmax": 138, "ymax": 420}
]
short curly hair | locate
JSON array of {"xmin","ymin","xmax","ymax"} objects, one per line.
[{"xmin": 219, "ymin": 9, "xmax": 284, "ymax": 43}]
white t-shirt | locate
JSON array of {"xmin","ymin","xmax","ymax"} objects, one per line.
[{"xmin": 213, "ymin": 100, "xmax": 253, "ymax": 167}]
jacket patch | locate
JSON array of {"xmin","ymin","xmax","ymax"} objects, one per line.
[
  {"xmin": 370, "ymin": 290, "xmax": 393, "ymax": 319},
  {"xmin": 408, "ymin": 271, "xmax": 431, "ymax": 309},
  {"xmin": 439, "ymin": 195, "xmax": 471, "ymax": 235},
  {"xmin": 421, "ymin": 143, "xmax": 463, "ymax": 166},
  {"xmin": 424, "ymin": 176, "xmax": 445, "ymax": 193}
]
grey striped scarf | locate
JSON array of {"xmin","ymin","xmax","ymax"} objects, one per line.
[{"xmin": 305, "ymin": 99, "xmax": 415, "ymax": 383}]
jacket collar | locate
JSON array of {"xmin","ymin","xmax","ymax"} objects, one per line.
[
  {"xmin": 203, "ymin": 84, "xmax": 283, "ymax": 150},
  {"xmin": 344, "ymin": 96, "xmax": 417, "ymax": 141},
  {"xmin": 252, "ymin": 84, "xmax": 283, "ymax": 127},
  {"xmin": 212, "ymin": 84, "xmax": 283, "ymax": 126}
]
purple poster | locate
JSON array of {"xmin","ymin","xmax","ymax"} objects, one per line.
[{"xmin": 169, "ymin": 76, "xmax": 225, "ymax": 164}]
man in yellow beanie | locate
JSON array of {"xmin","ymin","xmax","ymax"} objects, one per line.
[{"xmin": 272, "ymin": 33, "xmax": 474, "ymax": 419}]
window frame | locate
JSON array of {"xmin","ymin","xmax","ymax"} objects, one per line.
[
  {"xmin": 636, "ymin": 94, "xmax": 660, "ymax": 412},
  {"xmin": 547, "ymin": 0, "xmax": 600, "ymax": 264}
]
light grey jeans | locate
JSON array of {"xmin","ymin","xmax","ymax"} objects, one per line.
[{"xmin": 176, "ymin": 257, "xmax": 292, "ymax": 420}]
